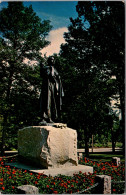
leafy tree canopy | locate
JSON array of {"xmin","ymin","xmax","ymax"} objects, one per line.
[
  {"xmin": 58, "ymin": 1, "xmax": 124, "ymax": 155},
  {"xmin": 0, "ymin": 2, "xmax": 52, "ymax": 153}
]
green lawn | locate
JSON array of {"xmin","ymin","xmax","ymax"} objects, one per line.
[
  {"xmin": 88, "ymin": 153, "xmax": 125, "ymax": 163},
  {"xmin": 92, "ymin": 142, "xmax": 123, "ymax": 148}
]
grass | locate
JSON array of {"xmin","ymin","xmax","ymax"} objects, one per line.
[
  {"xmin": 107, "ymin": 142, "xmax": 123, "ymax": 148},
  {"xmin": 80, "ymin": 142, "xmax": 123, "ymax": 149},
  {"xmin": 92, "ymin": 142, "xmax": 123, "ymax": 148},
  {"xmin": 88, "ymin": 153, "xmax": 125, "ymax": 163}
]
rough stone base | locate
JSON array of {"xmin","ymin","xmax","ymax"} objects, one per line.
[
  {"xmin": 95, "ymin": 175, "xmax": 111, "ymax": 194},
  {"xmin": 18, "ymin": 125, "xmax": 78, "ymax": 169},
  {"xmin": 17, "ymin": 185, "xmax": 39, "ymax": 194},
  {"xmin": 6, "ymin": 162, "xmax": 93, "ymax": 177},
  {"xmin": 112, "ymin": 157, "xmax": 121, "ymax": 166},
  {"xmin": 35, "ymin": 165, "xmax": 93, "ymax": 176}
]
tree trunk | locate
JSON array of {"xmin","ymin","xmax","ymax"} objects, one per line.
[
  {"xmin": 117, "ymin": 65, "xmax": 125, "ymax": 155},
  {"xmin": 111, "ymin": 127, "xmax": 115, "ymax": 153},
  {"xmin": 1, "ymin": 63, "xmax": 14, "ymax": 156},
  {"xmin": 92, "ymin": 134, "xmax": 94, "ymax": 153},
  {"xmin": 85, "ymin": 129, "xmax": 89, "ymax": 157},
  {"xmin": 119, "ymin": 85, "xmax": 125, "ymax": 155},
  {"xmin": 1, "ymin": 114, "xmax": 7, "ymax": 156},
  {"xmin": 121, "ymin": 105, "xmax": 125, "ymax": 154}
]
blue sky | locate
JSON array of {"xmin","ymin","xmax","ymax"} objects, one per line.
[
  {"xmin": 0, "ymin": 1, "xmax": 78, "ymax": 29},
  {"xmin": 0, "ymin": 1, "xmax": 78, "ymax": 56},
  {"xmin": 24, "ymin": 1, "xmax": 78, "ymax": 29}
]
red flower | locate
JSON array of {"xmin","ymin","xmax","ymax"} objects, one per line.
[
  {"xmin": 113, "ymin": 189, "xmax": 116, "ymax": 192},
  {"xmin": 12, "ymin": 186, "xmax": 15, "ymax": 189},
  {"xmin": 35, "ymin": 181, "xmax": 38, "ymax": 184},
  {"xmin": 2, "ymin": 186, "xmax": 5, "ymax": 190},
  {"xmin": 64, "ymin": 184, "xmax": 67, "ymax": 188},
  {"xmin": 60, "ymin": 183, "xmax": 63, "ymax": 187},
  {"xmin": 46, "ymin": 185, "xmax": 49, "ymax": 188},
  {"xmin": 30, "ymin": 173, "xmax": 33, "ymax": 175},
  {"xmin": 37, "ymin": 175, "xmax": 40, "ymax": 179},
  {"xmin": 53, "ymin": 191, "xmax": 58, "ymax": 194},
  {"xmin": 12, "ymin": 170, "xmax": 16, "ymax": 174}
]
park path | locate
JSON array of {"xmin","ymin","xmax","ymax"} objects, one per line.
[
  {"xmin": 77, "ymin": 147, "xmax": 121, "ymax": 153},
  {"xmin": 4, "ymin": 147, "xmax": 122, "ymax": 155}
]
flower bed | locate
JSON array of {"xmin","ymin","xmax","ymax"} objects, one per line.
[
  {"xmin": 0, "ymin": 156, "xmax": 125, "ymax": 194},
  {"xmin": 80, "ymin": 157, "xmax": 125, "ymax": 194}
]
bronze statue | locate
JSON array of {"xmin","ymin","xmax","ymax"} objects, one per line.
[{"xmin": 39, "ymin": 57, "xmax": 64, "ymax": 125}]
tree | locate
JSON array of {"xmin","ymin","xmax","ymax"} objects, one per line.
[
  {"xmin": 57, "ymin": 38, "xmax": 112, "ymax": 156},
  {"xmin": 76, "ymin": 1, "xmax": 125, "ymax": 153},
  {"xmin": 59, "ymin": 1, "xmax": 124, "ymax": 156},
  {"xmin": 0, "ymin": 2, "xmax": 52, "ymax": 155}
]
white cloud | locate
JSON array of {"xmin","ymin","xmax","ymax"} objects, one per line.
[
  {"xmin": 42, "ymin": 27, "xmax": 68, "ymax": 57},
  {"xmin": 38, "ymin": 12, "xmax": 70, "ymax": 29}
]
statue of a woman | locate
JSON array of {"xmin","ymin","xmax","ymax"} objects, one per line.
[{"xmin": 39, "ymin": 57, "xmax": 64, "ymax": 124}]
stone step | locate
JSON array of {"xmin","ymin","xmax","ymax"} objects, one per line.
[{"xmin": 6, "ymin": 162, "xmax": 93, "ymax": 177}]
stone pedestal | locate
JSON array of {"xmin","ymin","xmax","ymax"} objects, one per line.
[
  {"xmin": 95, "ymin": 175, "xmax": 111, "ymax": 194},
  {"xmin": 18, "ymin": 124, "xmax": 78, "ymax": 169},
  {"xmin": 17, "ymin": 185, "xmax": 39, "ymax": 194},
  {"xmin": 112, "ymin": 157, "xmax": 121, "ymax": 166}
]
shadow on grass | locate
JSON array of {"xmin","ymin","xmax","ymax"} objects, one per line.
[{"xmin": 88, "ymin": 152, "xmax": 125, "ymax": 162}]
